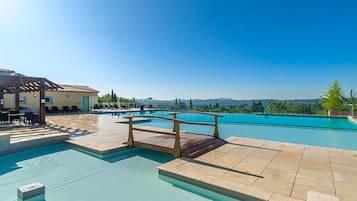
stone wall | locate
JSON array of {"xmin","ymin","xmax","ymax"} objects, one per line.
[{"xmin": 330, "ymin": 111, "xmax": 357, "ymax": 117}]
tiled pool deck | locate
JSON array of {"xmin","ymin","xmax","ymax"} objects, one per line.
[
  {"xmin": 46, "ymin": 114, "xmax": 356, "ymax": 201},
  {"xmin": 159, "ymin": 137, "xmax": 357, "ymax": 201}
]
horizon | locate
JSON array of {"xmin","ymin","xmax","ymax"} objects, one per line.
[
  {"xmin": 1, "ymin": 0, "xmax": 356, "ymax": 100},
  {"xmin": 126, "ymin": 97, "xmax": 321, "ymax": 101}
]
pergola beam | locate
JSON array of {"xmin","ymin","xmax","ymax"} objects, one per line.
[
  {"xmin": 0, "ymin": 74, "xmax": 62, "ymax": 125},
  {"xmin": 39, "ymin": 79, "xmax": 46, "ymax": 124}
]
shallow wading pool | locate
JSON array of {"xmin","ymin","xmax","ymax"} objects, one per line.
[{"xmin": 0, "ymin": 144, "xmax": 238, "ymax": 201}]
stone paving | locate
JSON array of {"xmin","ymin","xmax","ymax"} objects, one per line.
[
  {"xmin": 159, "ymin": 137, "xmax": 357, "ymax": 201},
  {"xmin": 47, "ymin": 114, "xmax": 139, "ymax": 154}
]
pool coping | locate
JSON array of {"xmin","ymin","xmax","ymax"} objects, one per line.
[
  {"xmin": 347, "ymin": 116, "xmax": 357, "ymax": 125},
  {"xmin": 67, "ymin": 140, "xmax": 128, "ymax": 157},
  {"xmin": 159, "ymin": 167, "xmax": 272, "ymax": 201}
]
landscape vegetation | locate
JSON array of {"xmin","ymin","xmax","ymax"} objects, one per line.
[{"xmin": 98, "ymin": 80, "xmax": 356, "ymax": 116}]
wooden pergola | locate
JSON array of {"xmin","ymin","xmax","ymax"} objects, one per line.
[{"xmin": 0, "ymin": 72, "xmax": 62, "ymax": 125}]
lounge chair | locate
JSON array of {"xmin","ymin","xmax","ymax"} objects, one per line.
[
  {"xmin": 71, "ymin": 106, "xmax": 80, "ymax": 112},
  {"xmin": 0, "ymin": 112, "xmax": 9, "ymax": 124},
  {"xmin": 9, "ymin": 110, "xmax": 21, "ymax": 124},
  {"xmin": 24, "ymin": 112, "xmax": 39, "ymax": 125},
  {"xmin": 51, "ymin": 106, "xmax": 60, "ymax": 113},
  {"xmin": 62, "ymin": 106, "xmax": 71, "ymax": 113}
]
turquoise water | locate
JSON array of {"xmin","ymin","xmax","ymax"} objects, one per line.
[
  {"xmin": 0, "ymin": 144, "xmax": 238, "ymax": 201},
  {"xmin": 114, "ymin": 111, "xmax": 357, "ymax": 150}
]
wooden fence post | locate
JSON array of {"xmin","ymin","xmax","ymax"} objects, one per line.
[
  {"xmin": 173, "ymin": 120, "xmax": 181, "ymax": 158},
  {"xmin": 213, "ymin": 115, "xmax": 220, "ymax": 138},
  {"xmin": 127, "ymin": 117, "xmax": 134, "ymax": 147},
  {"xmin": 172, "ymin": 113, "xmax": 177, "ymax": 132}
]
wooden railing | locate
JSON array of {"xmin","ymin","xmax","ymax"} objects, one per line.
[
  {"xmin": 124, "ymin": 114, "xmax": 223, "ymax": 158},
  {"xmin": 169, "ymin": 111, "xmax": 223, "ymax": 138}
]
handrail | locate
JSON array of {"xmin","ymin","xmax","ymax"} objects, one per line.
[
  {"xmin": 125, "ymin": 114, "xmax": 222, "ymax": 158},
  {"xmin": 123, "ymin": 115, "xmax": 187, "ymax": 123},
  {"xmin": 124, "ymin": 115, "xmax": 215, "ymax": 127},
  {"xmin": 168, "ymin": 112, "xmax": 222, "ymax": 138},
  {"xmin": 181, "ymin": 121, "xmax": 215, "ymax": 126},
  {"xmin": 125, "ymin": 115, "xmax": 183, "ymax": 158},
  {"xmin": 168, "ymin": 111, "xmax": 224, "ymax": 117}
]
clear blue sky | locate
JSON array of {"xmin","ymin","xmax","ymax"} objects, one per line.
[{"xmin": 1, "ymin": 0, "xmax": 356, "ymax": 100}]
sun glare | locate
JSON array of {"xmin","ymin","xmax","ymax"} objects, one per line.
[{"xmin": 0, "ymin": 0, "xmax": 22, "ymax": 26}]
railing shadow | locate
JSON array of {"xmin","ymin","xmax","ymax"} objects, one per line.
[{"xmin": 45, "ymin": 123, "xmax": 95, "ymax": 138}]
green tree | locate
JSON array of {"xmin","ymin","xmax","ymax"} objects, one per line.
[
  {"xmin": 98, "ymin": 93, "xmax": 112, "ymax": 103},
  {"xmin": 111, "ymin": 89, "xmax": 114, "ymax": 102},
  {"xmin": 251, "ymin": 101, "xmax": 264, "ymax": 113},
  {"xmin": 350, "ymin": 90, "xmax": 356, "ymax": 116},
  {"xmin": 189, "ymin": 99, "xmax": 193, "ymax": 110},
  {"xmin": 341, "ymin": 90, "xmax": 357, "ymax": 116},
  {"xmin": 113, "ymin": 93, "xmax": 118, "ymax": 102},
  {"xmin": 321, "ymin": 80, "xmax": 343, "ymax": 113},
  {"xmin": 119, "ymin": 97, "xmax": 129, "ymax": 103}
]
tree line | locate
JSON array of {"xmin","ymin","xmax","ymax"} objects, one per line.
[
  {"xmin": 161, "ymin": 80, "xmax": 355, "ymax": 115},
  {"xmin": 97, "ymin": 80, "xmax": 356, "ymax": 115}
]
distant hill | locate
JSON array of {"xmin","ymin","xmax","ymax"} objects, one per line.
[{"xmin": 137, "ymin": 98, "xmax": 321, "ymax": 106}]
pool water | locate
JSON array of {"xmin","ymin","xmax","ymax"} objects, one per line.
[
  {"xmin": 0, "ymin": 144, "xmax": 238, "ymax": 201},
  {"xmin": 114, "ymin": 111, "xmax": 357, "ymax": 150}
]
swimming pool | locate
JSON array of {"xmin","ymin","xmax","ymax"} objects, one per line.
[
  {"xmin": 0, "ymin": 144, "xmax": 238, "ymax": 201},
  {"xmin": 113, "ymin": 111, "xmax": 357, "ymax": 150}
]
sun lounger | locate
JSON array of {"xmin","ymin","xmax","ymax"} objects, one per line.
[
  {"xmin": 62, "ymin": 106, "xmax": 71, "ymax": 113},
  {"xmin": 24, "ymin": 112, "xmax": 40, "ymax": 125},
  {"xmin": 0, "ymin": 112, "xmax": 9, "ymax": 124},
  {"xmin": 51, "ymin": 106, "xmax": 60, "ymax": 113},
  {"xmin": 71, "ymin": 106, "xmax": 80, "ymax": 112}
]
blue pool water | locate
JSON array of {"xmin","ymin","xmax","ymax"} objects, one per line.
[
  {"xmin": 0, "ymin": 144, "xmax": 238, "ymax": 201},
  {"xmin": 114, "ymin": 111, "xmax": 357, "ymax": 150}
]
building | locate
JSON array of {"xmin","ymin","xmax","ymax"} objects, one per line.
[{"xmin": 3, "ymin": 84, "xmax": 98, "ymax": 112}]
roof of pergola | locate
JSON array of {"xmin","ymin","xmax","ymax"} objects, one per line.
[{"xmin": 0, "ymin": 74, "xmax": 62, "ymax": 93}]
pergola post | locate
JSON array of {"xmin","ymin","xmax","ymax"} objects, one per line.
[
  {"xmin": 0, "ymin": 88, "xmax": 4, "ymax": 110},
  {"xmin": 15, "ymin": 87, "xmax": 20, "ymax": 111},
  {"xmin": 39, "ymin": 79, "xmax": 46, "ymax": 125}
]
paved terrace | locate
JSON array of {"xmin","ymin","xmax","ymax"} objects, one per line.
[{"xmin": 159, "ymin": 137, "xmax": 357, "ymax": 201}]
